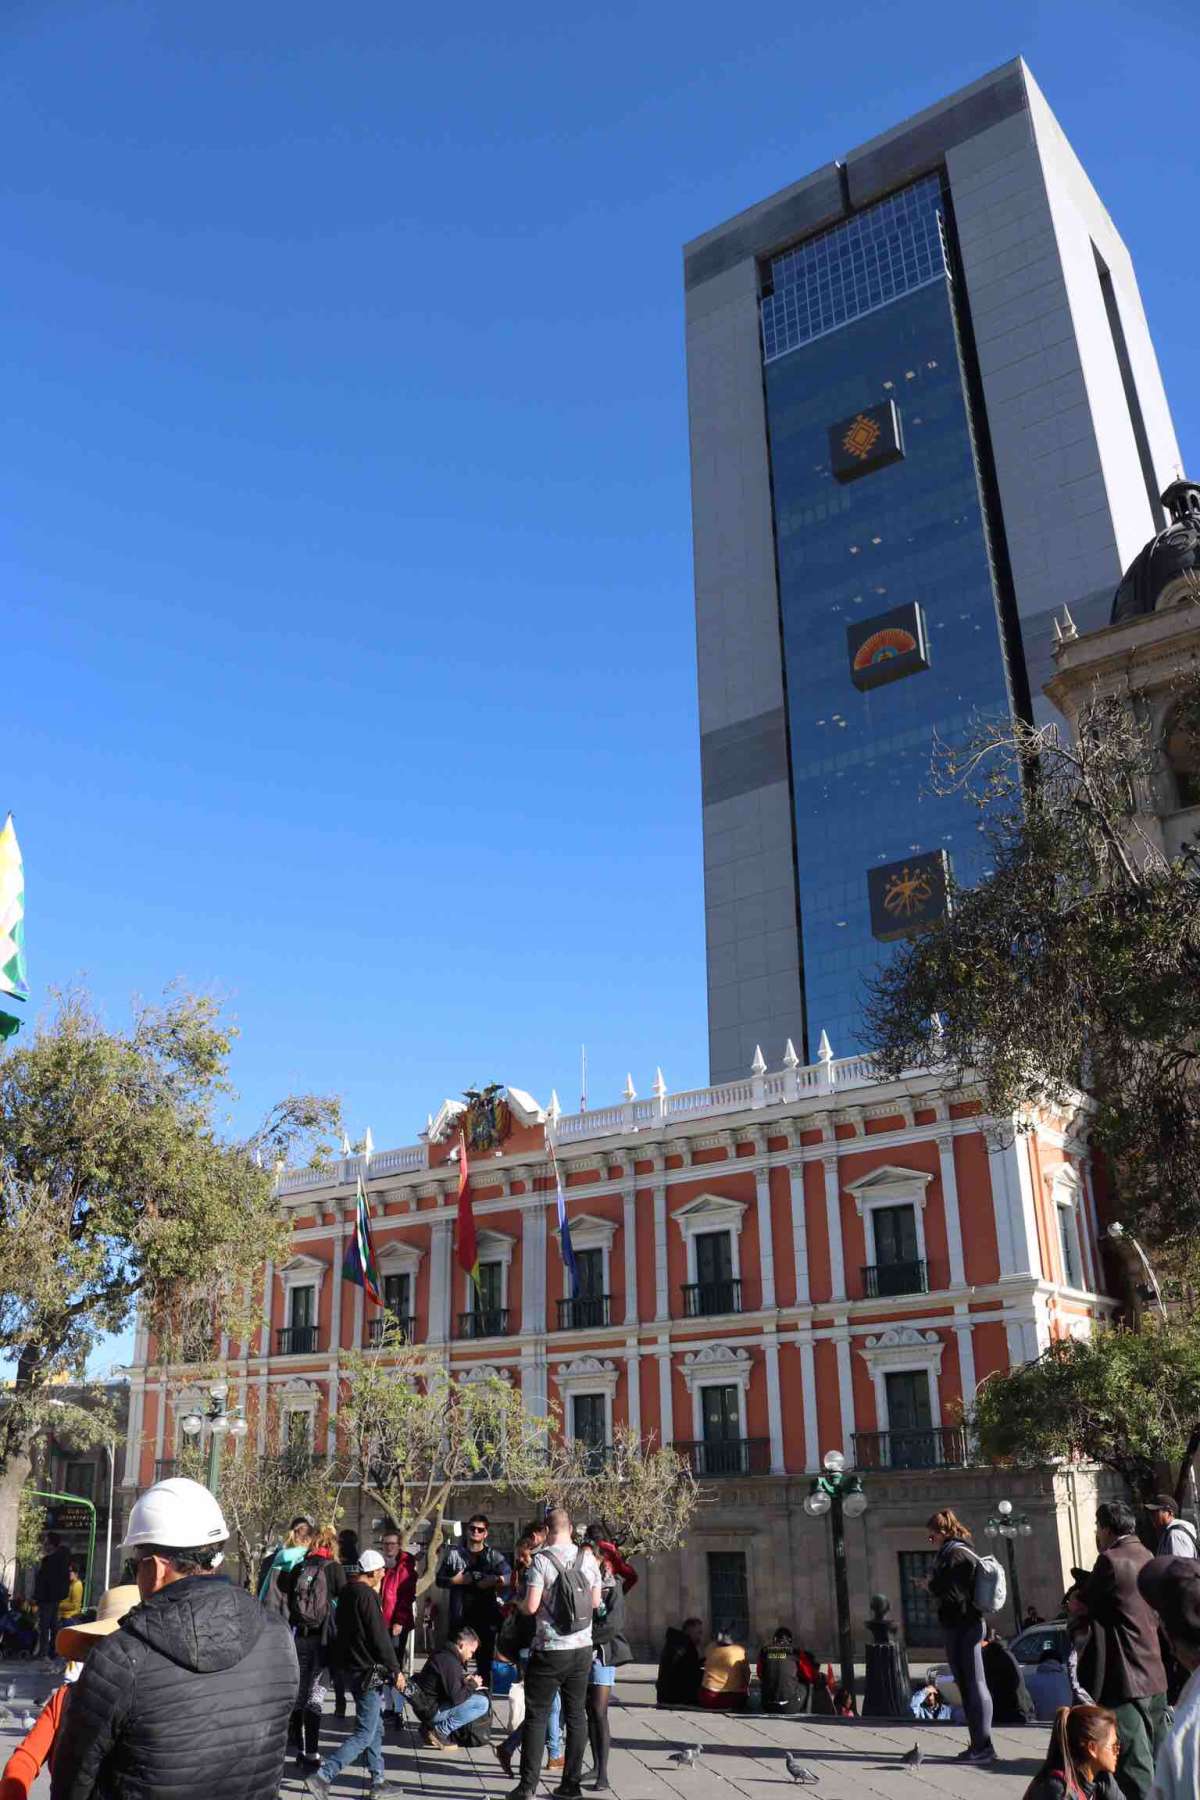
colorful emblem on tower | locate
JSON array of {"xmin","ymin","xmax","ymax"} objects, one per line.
[
  {"xmin": 846, "ymin": 601, "xmax": 930, "ymax": 691},
  {"xmin": 829, "ymin": 399, "xmax": 904, "ymax": 483},
  {"xmin": 867, "ymin": 849, "xmax": 950, "ymax": 942}
]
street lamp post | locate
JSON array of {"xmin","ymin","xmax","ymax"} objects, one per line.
[
  {"xmin": 803, "ymin": 1450, "xmax": 868, "ymax": 1710},
  {"xmin": 180, "ymin": 1381, "xmax": 248, "ymax": 1498},
  {"xmin": 984, "ymin": 1499, "xmax": 1032, "ymax": 1632}
]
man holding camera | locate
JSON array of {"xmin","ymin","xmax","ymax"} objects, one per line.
[{"xmin": 306, "ymin": 1550, "xmax": 405, "ymax": 1800}]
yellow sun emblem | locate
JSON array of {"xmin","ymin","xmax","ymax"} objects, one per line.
[
  {"xmin": 882, "ymin": 865, "xmax": 934, "ymax": 918},
  {"xmin": 841, "ymin": 412, "xmax": 882, "ymax": 462}
]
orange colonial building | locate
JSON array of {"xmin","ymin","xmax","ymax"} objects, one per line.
[{"xmin": 125, "ymin": 1047, "xmax": 1115, "ymax": 1653}]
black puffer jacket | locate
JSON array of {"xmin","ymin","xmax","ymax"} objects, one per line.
[{"xmin": 50, "ymin": 1574, "xmax": 298, "ymax": 1800}]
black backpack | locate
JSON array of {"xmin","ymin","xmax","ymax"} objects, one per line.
[
  {"xmin": 544, "ymin": 1549, "xmax": 595, "ymax": 1636},
  {"xmin": 291, "ymin": 1559, "xmax": 331, "ymax": 1631}
]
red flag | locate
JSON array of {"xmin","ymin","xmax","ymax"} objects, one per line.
[{"xmin": 455, "ymin": 1131, "xmax": 479, "ymax": 1288}]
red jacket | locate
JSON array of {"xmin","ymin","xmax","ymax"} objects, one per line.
[
  {"xmin": 1, "ymin": 1682, "xmax": 69, "ymax": 1800},
  {"xmin": 380, "ymin": 1554, "xmax": 417, "ymax": 1631}
]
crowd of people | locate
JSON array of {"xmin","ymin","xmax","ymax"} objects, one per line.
[{"xmin": 4, "ymin": 1476, "xmax": 1200, "ymax": 1800}]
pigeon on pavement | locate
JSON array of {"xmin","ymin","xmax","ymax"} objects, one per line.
[
  {"xmin": 899, "ymin": 1743, "xmax": 923, "ymax": 1769},
  {"xmin": 784, "ymin": 1753, "xmax": 819, "ymax": 1784},
  {"xmin": 669, "ymin": 1747, "xmax": 703, "ymax": 1767}
]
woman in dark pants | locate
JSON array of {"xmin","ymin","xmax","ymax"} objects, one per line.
[{"xmin": 926, "ymin": 1508, "xmax": 995, "ymax": 1765}]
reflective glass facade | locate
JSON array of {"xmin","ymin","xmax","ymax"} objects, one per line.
[{"xmin": 761, "ymin": 178, "xmax": 1014, "ymax": 1052}]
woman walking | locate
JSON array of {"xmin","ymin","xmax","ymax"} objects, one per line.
[{"xmin": 926, "ymin": 1509, "xmax": 996, "ymax": 1764}]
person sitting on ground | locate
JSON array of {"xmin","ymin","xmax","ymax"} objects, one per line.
[
  {"xmin": 408, "ymin": 1627, "xmax": 490, "ymax": 1753},
  {"xmin": 983, "ymin": 1624, "xmax": 1036, "ymax": 1724},
  {"xmin": 0, "ymin": 1587, "xmax": 139, "ymax": 1800},
  {"xmin": 304, "ymin": 1549, "xmax": 405, "ymax": 1800},
  {"xmin": 656, "ymin": 1618, "xmax": 704, "ymax": 1707},
  {"xmin": 909, "ymin": 1684, "xmax": 953, "ymax": 1722},
  {"xmin": 1028, "ymin": 1647, "xmax": 1075, "ymax": 1722},
  {"xmin": 699, "ymin": 1626, "xmax": 750, "ymax": 1712},
  {"xmin": 757, "ymin": 1628, "xmax": 807, "ymax": 1715},
  {"xmin": 832, "ymin": 1686, "xmax": 855, "ymax": 1718},
  {"xmin": 1137, "ymin": 1553, "xmax": 1200, "ymax": 1800},
  {"xmin": 1022, "ymin": 1704, "xmax": 1121, "ymax": 1800}
]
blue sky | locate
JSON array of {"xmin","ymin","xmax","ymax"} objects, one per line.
[{"xmin": 3, "ymin": 1, "xmax": 1196, "ymax": 1373}]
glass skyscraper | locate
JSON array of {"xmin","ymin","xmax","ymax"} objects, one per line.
[{"xmin": 686, "ymin": 60, "xmax": 1180, "ymax": 1079}]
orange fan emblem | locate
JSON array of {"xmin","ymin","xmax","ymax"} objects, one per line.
[
  {"xmin": 841, "ymin": 413, "xmax": 882, "ymax": 461},
  {"xmin": 852, "ymin": 625, "xmax": 918, "ymax": 671},
  {"xmin": 882, "ymin": 865, "xmax": 935, "ymax": 919}
]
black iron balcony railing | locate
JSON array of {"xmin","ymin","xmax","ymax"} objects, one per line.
[
  {"xmin": 276, "ymin": 1325, "xmax": 320, "ymax": 1355},
  {"xmin": 556, "ymin": 1295, "xmax": 611, "ymax": 1330},
  {"xmin": 681, "ymin": 1277, "xmax": 742, "ymax": 1318},
  {"xmin": 368, "ymin": 1314, "xmax": 415, "ymax": 1346},
  {"xmin": 458, "ymin": 1307, "xmax": 510, "ymax": 1340},
  {"xmin": 861, "ymin": 1259, "xmax": 929, "ymax": 1299},
  {"xmin": 852, "ymin": 1426, "xmax": 970, "ymax": 1471},
  {"xmin": 673, "ymin": 1437, "xmax": 770, "ymax": 1478}
]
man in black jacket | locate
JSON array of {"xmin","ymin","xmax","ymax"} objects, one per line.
[
  {"xmin": 411, "ymin": 1628, "xmax": 489, "ymax": 1751},
  {"xmin": 1084, "ymin": 1501, "xmax": 1169, "ymax": 1800},
  {"xmin": 34, "ymin": 1534, "xmax": 73, "ymax": 1660},
  {"xmin": 50, "ymin": 1475, "xmax": 298, "ymax": 1800},
  {"xmin": 306, "ymin": 1549, "xmax": 405, "ymax": 1799}
]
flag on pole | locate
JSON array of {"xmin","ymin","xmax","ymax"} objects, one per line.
[
  {"xmin": 0, "ymin": 815, "xmax": 27, "ymax": 1039},
  {"xmin": 548, "ymin": 1142, "xmax": 580, "ymax": 1298},
  {"xmin": 343, "ymin": 1174, "xmax": 382, "ymax": 1306},
  {"xmin": 455, "ymin": 1131, "xmax": 480, "ymax": 1290}
]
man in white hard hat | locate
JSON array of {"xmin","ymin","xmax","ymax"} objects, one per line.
[{"xmin": 50, "ymin": 1477, "xmax": 298, "ymax": 1800}]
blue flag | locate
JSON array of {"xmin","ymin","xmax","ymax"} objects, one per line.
[{"xmin": 551, "ymin": 1148, "xmax": 580, "ymax": 1299}]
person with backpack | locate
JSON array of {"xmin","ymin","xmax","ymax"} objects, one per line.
[
  {"xmin": 1148, "ymin": 1499, "xmax": 1197, "ymax": 1561},
  {"xmin": 926, "ymin": 1508, "xmax": 996, "ymax": 1766},
  {"xmin": 286, "ymin": 1525, "xmax": 347, "ymax": 1767},
  {"xmin": 304, "ymin": 1550, "xmax": 404, "ymax": 1800},
  {"xmin": 505, "ymin": 1507, "xmax": 600, "ymax": 1800},
  {"xmin": 756, "ymin": 1628, "xmax": 809, "ymax": 1715},
  {"xmin": 258, "ymin": 1517, "xmax": 312, "ymax": 1612},
  {"xmin": 406, "ymin": 1627, "xmax": 490, "ymax": 1751}
]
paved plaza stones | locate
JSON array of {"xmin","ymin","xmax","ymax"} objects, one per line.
[{"xmin": 0, "ymin": 1662, "xmax": 1054, "ymax": 1800}]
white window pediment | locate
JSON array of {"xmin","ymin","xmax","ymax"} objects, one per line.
[
  {"xmin": 671, "ymin": 1194, "xmax": 747, "ymax": 1238},
  {"xmin": 680, "ymin": 1343, "xmax": 753, "ymax": 1396},
  {"xmin": 558, "ymin": 1213, "xmax": 618, "ymax": 1252},
  {"xmin": 377, "ymin": 1238, "xmax": 424, "ymax": 1275},
  {"xmin": 477, "ymin": 1230, "xmax": 516, "ymax": 1268},
  {"xmin": 1045, "ymin": 1166, "xmax": 1082, "ymax": 1207},
  {"xmin": 845, "ymin": 1166, "xmax": 934, "ymax": 1217},
  {"xmin": 555, "ymin": 1356, "xmax": 619, "ymax": 1398},
  {"xmin": 458, "ymin": 1363, "xmax": 513, "ymax": 1385},
  {"xmin": 858, "ymin": 1326, "xmax": 944, "ymax": 1375},
  {"xmin": 279, "ymin": 1375, "xmax": 321, "ymax": 1408},
  {"xmin": 281, "ymin": 1253, "xmax": 327, "ymax": 1298}
]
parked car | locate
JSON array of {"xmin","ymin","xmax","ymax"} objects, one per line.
[{"xmin": 928, "ymin": 1619, "xmax": 1069, "ymax": 1706}]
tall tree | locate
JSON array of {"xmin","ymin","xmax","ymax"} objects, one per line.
[
  {"xmin": 863, "ymin": 693, "xmax": 1200, "ymax": 1271},
  {"xmin": 970, "ymin": 1317, "xmax": 1200, "ymax": 1503},
  {"xmin": 0, "ymin": 987, "xmax": 340, "ymax": 1573}
]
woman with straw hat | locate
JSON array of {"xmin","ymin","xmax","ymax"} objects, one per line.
[{"xmin": 0, "ymin": 1586, "xmax": 140, "ymax": 1800}]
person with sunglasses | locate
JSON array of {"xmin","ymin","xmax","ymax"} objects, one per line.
[{"xmin": 436, "ymin": 1514, "xmax": 511, "ymax": 1686}]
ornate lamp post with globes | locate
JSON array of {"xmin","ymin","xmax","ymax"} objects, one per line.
[
  {"xmin": 803, "ymin": 1449, "xmax": 868, "ymax": 1709},
  {"xmin": 984, "ymin": 1498, "xmax": 1032, "ymax": 1632},
  {"xmin": 180, "ymin": 1380, "xmax": 248, "ymax": 1499}
]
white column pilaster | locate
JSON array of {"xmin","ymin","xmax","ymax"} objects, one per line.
[
  {"xmin": 428, "ymin": 1218, "xmax": 452, "ymax": 1343},
  {"xmin": 653, "ymin": 1178, "xmax": 669, "ymax": 1322},
  {"xmin": 624, "ymin": 1349, "xmax": 641, "ymax": 1438},
  {"xmin": 823, "ymin": 1156, "xmax": 846, "ymax": 1302},
  {"xmin": 1077, "ymin": 1159, "xmax": 1102, "ymax": 1292},
  {"xmin": 329, "ymin": 1209, "xmax": 345, "ymax": 1353},
  {"xmin": 259, "ymin": 1260, "xmax": 274, "ymax": 1358},
  {"xmin": 154, "ymin": 1378, "xmax": 166, "ymax": 1462},
  {"xmin": 122, "ymin": 1380, "xmax": 144, "ymax": 1488},
  {"xmin": 764, "ymin": 1335, "xmax": 785, "ymax": 1474},
  {"xmin": 755, "ymin": 1163, "xmax": 777, "ymax": 1310},
  {"xmin": 834, "ymin": 1332, "xmax": 855, "ymax": 1464},
  {"xmin": 523, "ymin": 1202, "xmax": 547, "ymax": 1335},
  {"xmin": 656, "ymin": 1346, "xmax": 673, "ymax": 1447},
  {"xmin": 954, "ymin": 1305, "xmax": 977, "ymax": 1409},
  {"xmin": 937, "ymin": 1134, "xmax": 967, "ymax": 1288},
  {"xmin": 622, "ymin": 1186, "xmax": 638, "ymax": 1326},
  {"xmin": 789, "ymin": 1164, "xmax": 810, "ymax": 1305},
  {"xmin": 798, "ymin": 1334, "xmax": 819, "ymax": 1472}
]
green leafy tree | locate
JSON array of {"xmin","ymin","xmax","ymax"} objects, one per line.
[
  {"xmin": 0, "ymin": 987, "xmax": 340, "ymax": 1576},
  {"xmin": 971, "ymin": 1317, "xmax": 1200, "ymax": 1502},
  {"xmin": 864, "ymin": 693, "xmax": 1200, "ymax": 1270},
  {"xmin": 549, "ymin": 1425, "xmax": 700, "ymax": 1556},
  {"xmin": 218, "ymin": 1442, "xmax": 343, "ymax": 1589}
]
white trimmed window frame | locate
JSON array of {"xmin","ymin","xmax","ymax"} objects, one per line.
[
  {"xmin": 279, "ymin": 1377, "xmax": 320, "ymax": 1453},
  {"xmin": 376, "ymin": 1238, "xmax": 423, "ymax": 1326},
  {"xmin": 468, "ymin": 1230, "xmax": 515, "ymax": 1315},
  {"xmin": 845, "ymin": 1166, "xmax": 932, "ymax": 1266},
  {"xmin": 280, "ymin": 1253, "xmax": 326, "ymax": 1334},
  {"xmin": 555, "ymin": 1356, "xmax": 619, "ymax": 1447},
  {"xmin": 857, "ymin": 1327, "xmax": 944, "ymax": 1435},
  {"xmin": 671, "ymin": 1194, "xmax": 747, "ymax": 1285},
  {"xmin": 1046, "ymin": 1166, "xmax": 1087, "ymax": 1292},
  {"xmin": 557, "ymin": 1213, "xmax": 618, "ymax": 1300},
  {"xmin": 681, "ymin": 1345, "xmax": 753, "ymax": 1442}
]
